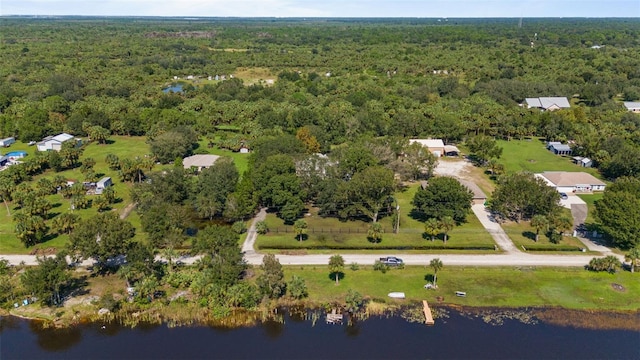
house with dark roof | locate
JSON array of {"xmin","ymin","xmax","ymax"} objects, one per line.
[
  {"xmin": 547, "ymin": 143, "xmax": 572, "ymax": 156},
  {"xmin": 524, "ymin": 97, "xmax": 571, "ymax": 111}
]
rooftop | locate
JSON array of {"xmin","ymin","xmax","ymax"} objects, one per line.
[
  {"xmin": 623, "ymin": 102, "xmax": 640, "ymax": 110},
  {"xmin": 409, "ymin": 139, "xmax": 445, "ymax": 148},
  {"xmin": 525, "ymin": 97, "xmax": 571, "ymax": 109},
  {"xmin": 183, "ymin": 154, "xmax": 220, "ymax": 169},
  {"xmin": 538, "ymin": 171, "xmax": 606, "ymax": 187}
]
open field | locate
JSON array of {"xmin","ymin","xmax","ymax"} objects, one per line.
[
  {"xmin": 195, "ymin": 141, "xmax": 250, "ymax": 175},
  {"xmin": 256, "ymin": 185, "xmax": 496, "ymax": 252},
  {"xmin": 284, "ymin": 266, "xmax": 640, "ymax": 310},
  {"xmin": 497, "ymin": 139, "xmax": 602, "ymax": 176}
]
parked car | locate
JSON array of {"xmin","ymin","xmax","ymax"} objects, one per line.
[
  {"xmin": 560, "ymin": 192, "xmax": 568, "ymax": 200},
  {"xmin": 379, "ymin": 256, "xmax": 403, "ymax": 266}
]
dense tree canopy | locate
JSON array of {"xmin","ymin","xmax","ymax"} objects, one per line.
[
  {"xmin": 412, "ymin": 177, "xmax": 473, "ymax": 224},
  {"xmin": 490, "ymin": 172, "xmax": 561, "ymax": 222}
]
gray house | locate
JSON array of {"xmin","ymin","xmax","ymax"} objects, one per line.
[
  {"xmin": 96, "ymin": 177, "xmax": 112, "ymax": 195},
  {"xmin": 524, "ymin": 97, "xmax": 571, "ymax": 111},
  {"xmin": 548, "ymin": 143, "xmax": 572, "ymax": 156}
]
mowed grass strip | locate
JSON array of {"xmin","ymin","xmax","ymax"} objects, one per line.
[
  {"xmin": 257, "ymin": 195, "xmax": 496, "ymax": 252},
  {"xmin": 497, "ymin": 138, "xmax": 602, "ymax": 176},
  {"xmin": 283, "ymin": 266, "xmax": 640, "ymax": 310},
  {"xmin": 502, "ymin": 221, "xmax": 590, "ymax": 253}
]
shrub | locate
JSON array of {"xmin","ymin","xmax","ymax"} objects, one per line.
[
  {"xmin": 232, "ymin": 221, "xmax": 247, "ymax": 234},
  {"xmin": 255, "ymin": 221, "xmax": 269, "ymax": 235},
  {"xmin": 586, "ymin": 256, "xmax": 620, "ymax": 273},
  {"xmin": 350, "ymin": 262, "xmax": 360, "ymax": 271},
  {"xmin": 373, "ymin": 260, "xmax": 388, "ymax": 273}
]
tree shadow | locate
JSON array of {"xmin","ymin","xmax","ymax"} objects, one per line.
[
  {"xmin": 328, "ymin": 272, "xmax": 345, "ymax": 283},
  {"xmin": 104, "ymin": 139, "xmax": 115, "ymax": 145},
  {"xmin": 424, "ymin": 274, "xmax": 435, "ymax": 283},
  {"xmin": 367, "ymin": 236, "xmax": 381, "ymax": 244},
  {"xmin": 51, "ymin": 202, "xmax": 62, "ymax": 209},
  {"xmin": 522, "ymin": 231, "xmax": 536, "ymax": 241},
  {"xmin": 292, "ymin": 234, "xmax": 308, "ymax": 242},
  {"xmin": 409, "ymin": 208, "xmax": 426, "ymax": 222},
  {"xmin": 46, "ymin": 212, "xmax": 61, "ymax": 220}
]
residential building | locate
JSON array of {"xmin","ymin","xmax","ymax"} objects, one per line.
[
  {"xmin": 409, "ymin": 139, "xmax": 446, "ymax": 157},
  {"xmin": 524, "ymin": 97, "xmax": 571, "ymax": 111},
  {"xmin": 623, "ymin": 102, "xmax": 640, "ymax": 113},
  {"xmin": 535, "ymin": 171, "xmax": 606, "ymax": 193},
  {"xmin": 182, "ymin": 154, "xmax": 220, "ymax": 172},
  {"xmin": 36, "ymin": 133, "xmax": 78, "ymax": 152}
]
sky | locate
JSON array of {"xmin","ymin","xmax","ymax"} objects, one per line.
[{"xmin": 1, "ymin": 0, "xmax": 639, "ymax": 18}]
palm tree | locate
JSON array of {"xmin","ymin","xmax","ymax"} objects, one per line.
[
  {"xmin": 328, "ymin": 254, "xmax": 344, "ymax": 285},
  {"xmin": 367, "ymin": 222, "xmax": 383, "ymax": 243},
  {"xmin": 293, "ymin": 219, "xmax": 307, "ymax": 242},
  {"xmin": 0, "ymin": 176, "xmax": 15, "ymax": 216},
  {"xmin": 439, "ymin": 216, "xmax": 455, "ymax": 243},
  {"xmin": 530, "ymin": 215, "xmax": 549, "ymax": 242},
  {"xmin": 625, "ymin": 248, "xmax": 640, "ymax": 273},
  {"xmin": 424, "ymin": 218, "xmax": 440, "ymax": 242},
  {"xmin": 430, "ymin": 258, "xmax": 443, "ymax": 287}
]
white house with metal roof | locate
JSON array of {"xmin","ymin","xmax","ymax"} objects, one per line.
[
  {"xmin": 524, "ymin": 97, "xmax": 571, "ymax": 111},
  {"xmin": 623, "ymin": 102, "xmax": 640, "ymax": 113},
  {"xmin": 409, "ymin": 139, "xmax": 445, "ymax": 157},
  {"xmin": 36, "ymin": 133, "xmax": 77, "ymax": 152},
  {"xmin": 183, "ymin": 154, "xmax": 220, "ymax": 172}
]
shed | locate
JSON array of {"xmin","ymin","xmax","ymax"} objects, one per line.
[
  {"xmin": 0, "ymin": 137, "xmax": 15, "ymax": 147},
  {"xmin": 572, "ymin": 156, "xmax": 592, "ymax": 168},
  {"xmin": 95, "ymin": 177, "xmax": 112, "ymax": 195},
  {"xmin": 444, "ymin": 145, "xmax": 460, "ymax": 156},
  {"xmin": 457, "ymin": 179, "xmax": 487, "ymax": 205}
]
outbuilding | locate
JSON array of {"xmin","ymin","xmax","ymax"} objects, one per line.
[
  {"xmin": 0, "ymin": 137, "xmax": 15, "ymax": 147},
  {"xmin": 548, "ymin": 143, "xmax": 572, "ymax": 156},
  {"xmin": 457, "ymin": 179, "xmax": 487, "ymax": 205},
  {"xmin": 95, "ymin": 177, "xmax": 112, "ymax": 195},
  {"xmin": 409, "ymin": 139, "xmax": 445, "ymax": 157}
]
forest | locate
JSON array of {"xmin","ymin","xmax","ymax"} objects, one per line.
[{"xmin": 1, "ymin": 18, "xmax": 640, "ymax": 314}]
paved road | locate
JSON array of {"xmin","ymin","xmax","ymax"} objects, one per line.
[{"xmin": 0, "ymin": 204, "xmax": 625, "ymax": 268}]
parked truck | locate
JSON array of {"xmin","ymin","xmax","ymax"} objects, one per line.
[{"xmin": 379, "ymin": 256, "xmax": 403, "ymax": 266}]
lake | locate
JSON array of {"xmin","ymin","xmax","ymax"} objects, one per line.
[{"xmin": 1, "ymin": 309, "xmax": 638, "ymax": 359}]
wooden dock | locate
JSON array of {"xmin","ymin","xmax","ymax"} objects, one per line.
[
  {"xmin": 422, "ymin": 300, "xmax": 435, "ymax": 325},
  {"xmin": 326, "ymin": 309, "xmax": 343, "ymax": 324}
]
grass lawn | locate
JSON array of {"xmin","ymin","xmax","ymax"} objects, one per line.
[
  {"xmin": 0, "ymin": 137, "xmax": 151, "ymax": 254},
  {"xmin": 257, "ymin": 185, "xmax": 496, "ymax": 252},
  {"xmin": 283, "ymin": 266, "xmax": 640, "ymax": 310},
  {"xmin": 578, "ymin": 193, "xmax": 603, "ymax": 224},
  {"xmin": 497, "ymin": 138, "xmax": 602, "ymax": 176},
  {"xmin": 196, "ymin": 140, "xmax": 249, "ymax": 175},
  {"xmin": 502, "ymin": 221, "xmax": 590, "ymax": 253}
]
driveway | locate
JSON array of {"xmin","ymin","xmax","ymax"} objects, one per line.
[{"xmin": 560, "ymin": 194, "xmax": 586, "ymax": 210}]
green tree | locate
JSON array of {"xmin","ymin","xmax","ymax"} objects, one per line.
[
  {"xmin": 21, "ymin": 253, "xmax": 71, "ymax": 306},
  {"xmin": 490, "ymin": 172, "xmax": 561, "ymax": 222},
  {"xmin": 341, "ymin": 166, "xmax": 395, "ymax": 223},
  {"xmin": 105, "ymin": 153, "xmax": 120, "ymax": 170},
  {"xmin": 429, "ymin": 258, "xmax": 443, "ymax": 287},
  {"xmin": 293, "ymin": 219, "xmax": 307, "ymax": 242},
  {"xmin": 595, "ymin": 177, "xmax": 640, "ymax": 249},
  {"xmin": 14, "ymin": 213, "xmax": 47, "ymax": 247},
  {"xmin": 466, "ymin": 135, "xmax": 503, "ymax": 165},
  {"xmin": 625, "ymin": 248, "xmax": 640, "ymax": 273},
  {"xmin": 68, "ymin": 212, "xmax": 136, "ymax": 269},
  {"xmin": 345, "ymin": 289, "xmax": 364, "ymax": 314},
  {"xmin": 587, "ymin": 256, "xmax": 620, "ymax": 274},
  {"xmin": 530, "ymin": 215, "xmax": 549, "ymax": 242},
  {"xmin": 255, "ymin": 220, "xmax": 269, "ymax": 235},
  {"xmin": 51, "ymin": 212, "xmax": 80, "ymax": 235},
  {"xmin": 367, "ymin": 222, "xmax": 384, "ymax": 243},
  {"xmin": 256, "ymin": 254, "xmax": 286, "ymax": 299},
  {"xmin": 412, "ymin": 177, "xmax": 473, "ymax": 223},
  {"xmin": 329, "ymin": 254, "xmax": 345, "ymax": 285},
  {"xmin": 424, "ymin": 218, "xmax": 441, "ymax": 242},
  {"xmin": 548, "ymin": 215, "xmax": 573, "ymax": 244},
  {"xmin": 288, "ymin": 275, "xmax": 308, "ymax": 299},
  {"xmin": 439, "ymin": 216, "xmax": 455, "ymax": 243}
]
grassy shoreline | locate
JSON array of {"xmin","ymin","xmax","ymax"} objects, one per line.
[{"xmin": 5, "ymin": 265, "xmax": 639, "ymax": 331}]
